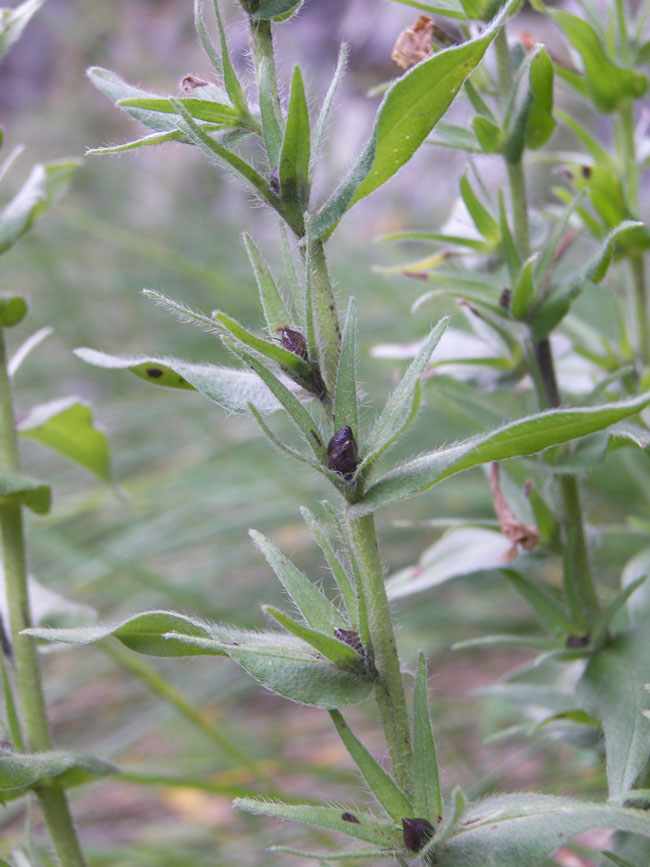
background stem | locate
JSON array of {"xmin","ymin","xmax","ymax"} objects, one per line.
[
  {"xmin": 0, "ymin": 327, "xmax": 87, "ymax": 866},
  {"xmin": 345, "ymin": 512, "xmax": 413, "ymax": 799}
]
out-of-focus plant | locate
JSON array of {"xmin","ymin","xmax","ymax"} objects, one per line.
[
  {"xmin": 0, "ymin": 3, "xmax": 113, "ymax": 865},
  {"xmin": 20, "ymin": 0, "xmax": 650, "ymax": 863}
]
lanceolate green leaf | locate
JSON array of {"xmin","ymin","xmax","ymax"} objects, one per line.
[
  {"xmin": 310, "ymin": 43, "xmax": 348, "ymax": 175},
  {"xmin": 459, "ymin": 173, "xmax": 500, "ymax": 243},
  {"xmin": 264, "ymin": 607, "xmax": 360, "ymax": 669},
  {"xmin": 249, "ymin": 530, "xmax": 343, "ymax": 632},
  {"xmin": 279, "ymin": 65, "xmax": 311, "ymax": 214},
  {"xmin": 18, "ymin": 397, "xmax": 110, "ymax": 482},
  {"xmin": 213, "ymin": 310, "xmax": 312, "ymax": 379},
  {"xmin": 526, "ymin": 48, "xmax": 555, "ymax": 150},
  {"xmin": 234, "ymin": 799, "xmax": 402, "ymax": 848},
  {"xmin": 116, "ymin": 96, "xmax": 244, "ymax": 127},
  {"xmin": 353, "ymin": 392, "xmax": 650, "ymax": 515},
  {"xmin": 501, "ymin": 569, "xmax": 576, "ymax": 635},
  {"xmin": 413, "ymin": 653, "xmax": 442, "ymax": 822},
  {"xmin": 431, "ymin": 793, "xmax": 650, "ymax": 866},
  {"xmin": 361, "ymin": 317, "xmax": 448, "ymax": 473},
  {"xmin": 87, "ymin": 67, "xmax": 178, "ymax": 132},
  {"xmin": 334, "ymin": 298, "xmax": 359, "ymax": 436},
  {"xmin": 242, "ymin": 233, "xmax": 292, "ymax": 335},
  {"xmin": 75, "ymin": 348, "xmax": 295, "ymax": 416},
  {"xmin": 86, "ymin": 130, "xmax": 185, "ymax": 155},
  {"xmin": 313, "ymin": 0, "xmax": 515, "ymax": 239},
  {"xmin": 329, "ymin": 710, "xmax": 414, "ymax": 823},
  {"xmin": 577, "ymin": 626, "xmax": 650, "ymax": 797},
  {"xmin": 300, "ymin": 506, "xmax": 358, "ymax": 624}
]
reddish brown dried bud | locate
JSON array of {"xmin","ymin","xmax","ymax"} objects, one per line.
[
  {"xmin": 180, "ymin": 75, "xmax": 209, "ymax": 93},
  {"xmin": 392, "ymin": 15, "xmax": 435, "ymax": 70},
  {"xmin": 402, "ymin": 817, "xmax": 435, "ymax": 851},
  {"xmin": 326, "ymin": 426, "xmax": 359, "ymax": 480},
  {"xmin": 333, "ymin": 628, "xmax": 364, "ymax": 656}
]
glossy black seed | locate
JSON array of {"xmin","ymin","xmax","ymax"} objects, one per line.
[
  {"xmin": 146, "ymin": 368, "xmax": 164, "ymax": 378},
  {"xmin": 279, "ymin": 326, "xmax": 309, "ymax": 361},
  {"xmin": 326, "ymin": 425, "xmax": 359, "ymax": 480},
  {"xmin": 402, "ymin": 817, "xmax": 435, "ymax": 852},
  {"xmin": 341, "ymin": 812, "xmax": 360, "ymax": 824}
]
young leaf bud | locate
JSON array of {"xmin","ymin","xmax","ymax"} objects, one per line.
[{"xmin": 326, "ymin": 425, "xmax": 359, "ymax": 480}]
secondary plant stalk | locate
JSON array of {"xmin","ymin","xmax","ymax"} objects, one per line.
[
  {"xmin": 0, "ymin": 327, "xmax": 87, "ymax": 867},
  {"xmin": 345, "ymin": 512, "xmax": 414, "ymax": 799},
  {"xmin": 495, "ymin": 23, "xmax": 600, "ymax": 626}
]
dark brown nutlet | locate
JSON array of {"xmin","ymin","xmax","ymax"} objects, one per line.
[
  {"xmin": 326, "ymin": 425, "xmax": 359, "ymax": 480},
  {"xmin": 340, "ymin": 812, "xmax": 360, "ymax": 824},
  {"xmin": 402, "ymin": 817, "xmax": 435, "ymax": 852},
  {"xmin": 270, "ymin": 168, "xmax": 281, "ymax": 196},
  {"xmin": 279, "ymin": 326, "xmax": 309, "ymax": 361},
  {"xmin": 333, "ymin": 627, "xmax": 365, "ymax": 656},
  {"xmin": 565, "ymin": 633, "xmax": 590, "ymax": 648}
]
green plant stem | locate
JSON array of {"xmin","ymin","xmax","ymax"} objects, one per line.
[
  {"xmin": 307, "ymin": 238, "xmax": 341, "ymax": 397},
  {"xmin": 631, "ymin": 255, "xmax": 650, "ymax": 366},
  {"xmin": 0, "ymin": 327, "xmax": 87, "ymax": 867},
  {"xmin": 344, "ymin": 511, "xmax": 413, "ymax": 800},
  {"xmin": 100, "ymin": 639, "xmax": 279, "ymax": 792},
  {"xmin": 494, "ymin": 24, "xmax": 599, "ymax": 626}
]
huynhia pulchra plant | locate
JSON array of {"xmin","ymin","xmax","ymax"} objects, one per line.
[{"xmin": 28, "ymin": 0, "xmax": 650, "ymax": 864}]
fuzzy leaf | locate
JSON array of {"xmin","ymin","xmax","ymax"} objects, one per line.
[
  {"xmin": 87, "ymin": 67, "xmax": 179, "ymax": 132},
  {"xmin": 263, "ymin": 606, "xmax": 361, "ymax": 669},
  {"xmin": 116, "ymin": 96, "xmax": 243, "ymax": 126},
  {"xmin": 18, "ymin": 397, "xmax": 110, "ymax": 481},
  {"xmin": 253, "ymin": 0, "xmax": 303, "ymax": 19},
  {"xmin": 501, "ymin": 569, "xmax": 576, "ymax": 635},
  {"xmin": 413, "ymin": 652, "xmax": 442, "ymax": 821},
  {"xmin": 0, "ymin": 161, "xmax": 80, "ymax": 255},
  {"xmin": 279, "ymin": 65, "xmax": 311, "ymax": 214},
  {"xmin": 196, "ymin": 0, "xmax": 247, "ymax": 111},
  {"xmin": 213, "ymin": 310, "xmax": 311, "ymax": 379},
  {"xmin": 300, "ymin": 506, "xmax": 358, "ymax": 625},
  {"xmin": 578, "ymin": 626, "xmax": 650, "ymax": 798},
  {"xmin": 75, "ymin": 348, "xmax": 294, "ymax": 415},
  {"xmin": 242, "ymin": 233, "xmax": 292, "ymax": 336},
  {"xmin": 235, "ymin": 799, "xmax": 402, "ymax": 847},
  {"xmin": 313, "ymin": 0, "xmax": 515, "ymax": 238},
  {"xmin": 86, "ymin": 130, "xmax": 185, "ymax": 156},
  {"xmin": 526, "ymin": 47, "xmax": 555, "ymax": 149},
  {"xmin": 459, "ymin": 173, "xmax": 499, "ymax": 243},
  {"xmin": 25, "ymin": 611, "xmax": 220, "ymax": 657},
  {"xmin": 310, "ymin": 43, "xmax": 348, "ymax": 175},
  {"xmin": 0, "ymin": 474, "xmax": 50, "ymax": 515},
  {"xmin": 0, "ymin": 750, "xmax": 115, "ymax": 798},
  {"xmin": 334, "ymin": 297, "xmax": 359, "ymax": 437},
  {"xmin": 362, "ymin": 318, "xmax": 448, "ymax": 474},
  {"xmin": 510, "ymin": 255, "xmax": 537, "ymax": 320},
  {"xmin": 250, "ymin": 530, "xmax": 342, "ymax": 631},
  {"xmin": 431, "ymin": 793, "xmax": 650, "ymax": 865},
  {"xmin": 354, "ymin": 392, "xmax": 650, "ymax": 515},
  {"xmin": 330, "ymin": 710, "xmax": 413, "ymax": 822}
]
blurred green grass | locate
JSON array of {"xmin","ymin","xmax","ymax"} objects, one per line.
[{"xmin": 2, "ymin": 1, "xmax": 649, "ymax": 863}]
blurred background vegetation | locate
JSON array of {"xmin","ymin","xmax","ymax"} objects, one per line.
[{"xmin": 2, "ymin": 0, "xmax": 649, "ymax": 863}]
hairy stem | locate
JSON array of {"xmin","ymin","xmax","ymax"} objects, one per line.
[
  {"xmin": 494, "ymin": 23, "xmax": 600, "ymax": 626},
  {"xmin": 345, "ymin": 512, "xmax": 413, "ymax": 799},
  {"xmin": 307, "ymin": 238, "xmax": 341, "ymax": 396},
  {"xmin": 0, "ymin": 327, "xmax": 87, "ymax": 867}
]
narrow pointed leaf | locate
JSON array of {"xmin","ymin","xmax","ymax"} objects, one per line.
[
  {"xmin": 87, "ymin": 67, "xmax": 178, "ymax": 132},
  {"xmin": 249, "ymin": 530, "xmax": 342, "ymax": 632},
  {"xmin": 353, "ymin": 392, "xmax": 650, "ymax": 515},
  {"xmin": 300, "ymin": 506, "xmax": 358, "ymax": 625},
  {"xmin": 526, "ymin": 48, "xmax": 555, "ymax": 149},
  {"xmin": 18, "ymin": 397, "xmax": 110, "ymax": 482},
  {"xmin": 25, "ymin": 611, "xmax": 220, "ymax": 657},
  {"xmin": 86, "ymin": 129, "xmax": 185, "ymax": 155},
  {"xmin": 0, "ymin": 750, "xmax": 115, "ymax": 797},
  {"xmin": 214, "ymin": 310, "xmax": 311, "ymax": 378},
  {"xmin": 591, "ymin": 576, "xmax": 647, "ymax": 645},
  {"xmin": 75, "ymin": 348, "xmax": 295, "ymax": 415},
  {"xmin": 253, "ymin": 22, "xmax": 283, "ymax": 168},
  {"xmin": 279, "ymin": 65, "xmax": 311, "ymax": 212},
  {"xmin": 0, "ymin": 0, "xmax": 43, "ymax": 62},
  {"xmin": 313, "ymin": 0, "xmax": 515, "ymax": 238},
  {"xmin": 226, "ymin": 340, "xmax": 325, "ymax": 460},
  {"xmin": 577, "ymin": 625, "xmax": 650, "ymax": 797},
  {"xmin": 0, "ymin": 474, "xmax": 50, "ymax": 514},
  {"xmin": 501, "ymin": 569, "xmax": 576, "ymax": 634},
  {"xmin": 362, "ymin": 318, "xmax": 448, "ymax": 473},
  {"xmin": 431, "ymin": 793, "xmax": 650, "ymax": 865},
  {"xmin": 459, "ymin": 173, "xmax": 499, "ymax": 243},
  {"xmin": 116, "ymin": 96, "xmax": 243, "ymax": 126},
  {"xmin": 195, "ymin": 0, "xmax": 247, "ymax": 110},
  {"xmin": 310, "ymin": 43, "xmax": 348, "ymax": 174},
  {"xmin": 334, "ymin": 298, "xmax": 359, "ymax": 436},
  {"xmin": 235, "ymin": 799, "xmax": 402, "ymax": 848},
  {"xmin": 498, "ymin": 192, "xmax": 521, "ymax": 282},
  {"xmin": 587, "ymin": 221, "xmax": 644, "ymax": 284},
  {"xmin": 270, "ymin": 846, "xmax": 397, "ymax": 861},
  {"xmin": 242, "ymin": 233, "xmax": 292, "ymax": 335},
  {"xmin": 248, "ymin": 403, "xmax": 323, "ymax": 477},
  {"xmin": 510, "ymin": 255, "xmax": 537, "ymax": 320},
  {"xmin": 330, "ymin": 710, "xmax": 413, "ymax": 823},
  {"xmin": 264, "ymin": 607, "xmax": 360, "ymax": 669},
  {"xmin": 413, "ymin": 653, "xmax": 442, "ymax": 821}
]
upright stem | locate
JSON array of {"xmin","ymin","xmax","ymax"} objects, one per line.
[
  {"xmin": 345, "ymin": 512, "xmax": 413, "ymax": 799},
  {"xmin": 307, "ymin": 238, "xmax": 341, "ymax": 397},
  {"xmin": 0, "ymin": 327, "xmax": 86, "ymax": 866},
  {"xmin": 494, "ymin": 23, "xmax": 600, "ymax": 626}
]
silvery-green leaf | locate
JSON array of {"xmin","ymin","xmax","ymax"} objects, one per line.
[
  {"xmin": 333, "ymin": 298, "xmax": 359, "ymax": 436},
  {"xmin": 0, "ymin": 0, "xmax": 42, "ymax": 61},
  {"xmin": 353, "ymin": 392, "xmax": 650, "ymax": 515},
  {"xmin": 0, "ymin": 750, "xmax": 115, "ymax": 798},
  {"xmin": 75, "ymin": 348, "xmax": 294, "ymax": 415}
]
